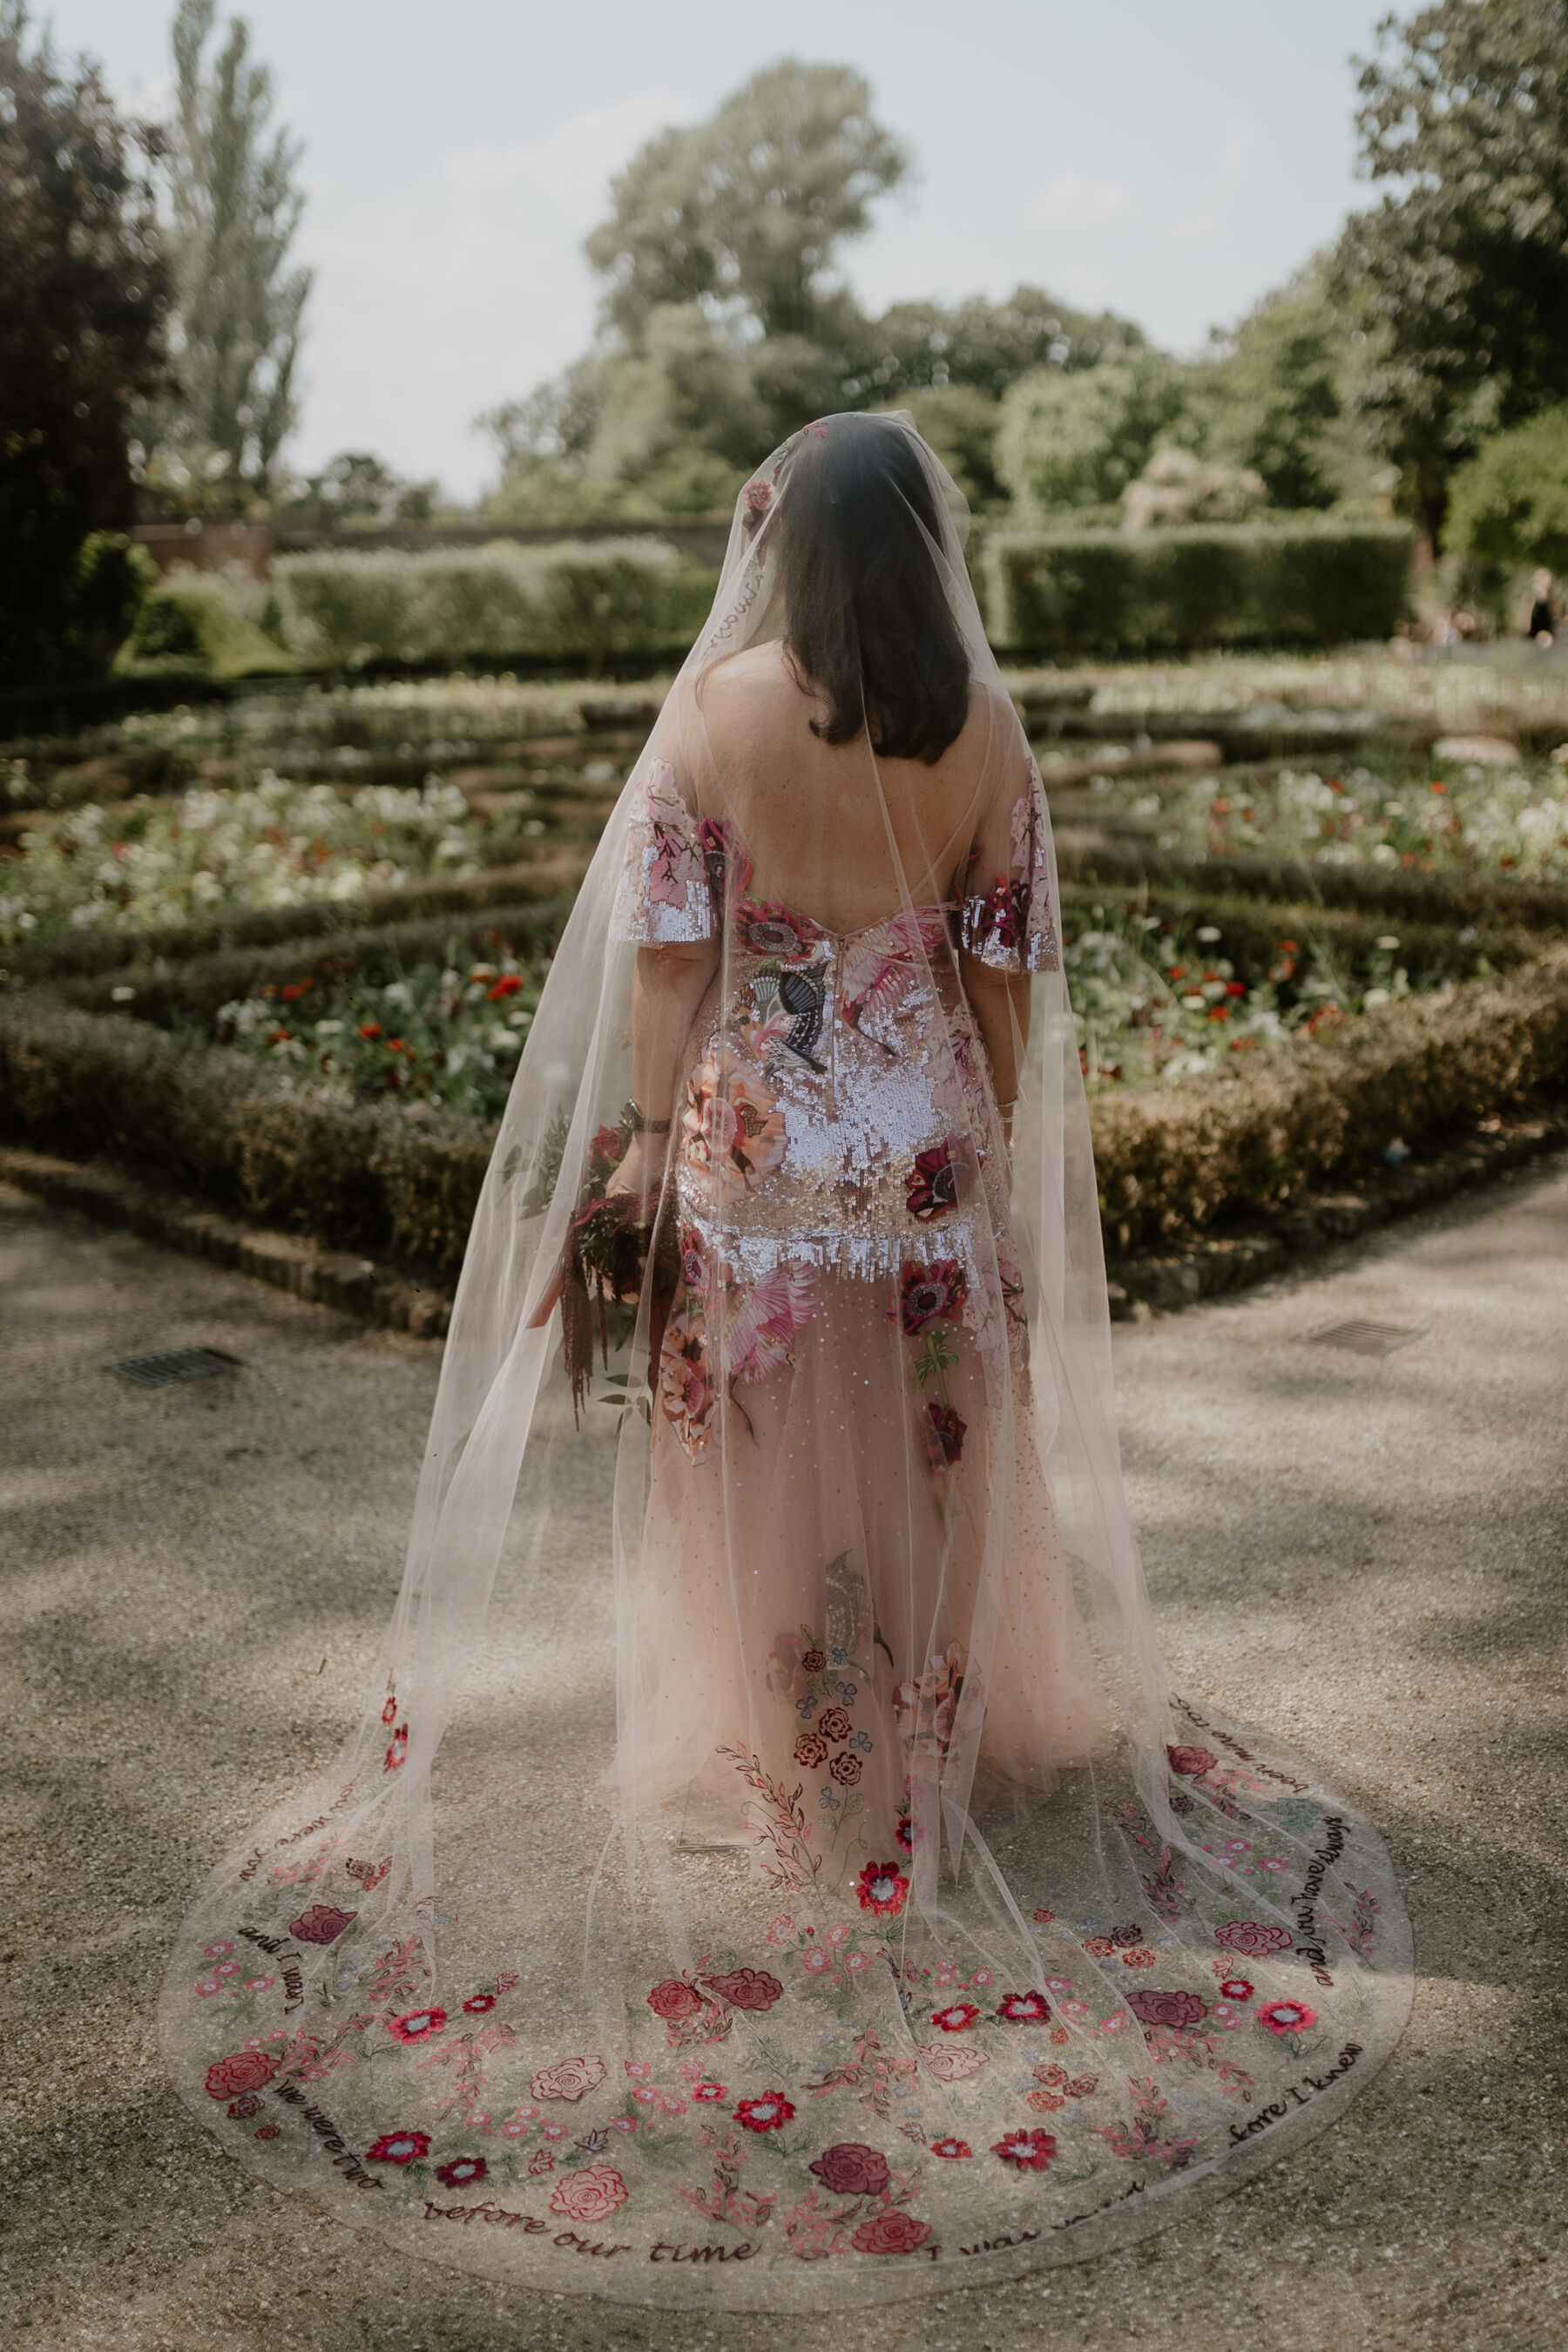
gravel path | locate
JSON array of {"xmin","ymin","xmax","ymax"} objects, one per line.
[{"xmin": 4, "ymin": 1160, "xmax": 1565, "ymax": 2352}]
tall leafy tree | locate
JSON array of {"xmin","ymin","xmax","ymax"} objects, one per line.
[
  {"xmin": 159, "ymin": 0, "xmax": 311, "ymax": 499},
  {"xmin": 587, "ymin": 61, "xmax": 908, "ymax": 341},
  {"xmin": 1335, "ymin": 0, "xmax": 1568, "ymax": 540},
  {"xmin": 0, "ymin": 3, "xmax": 168, "ymax": 680}
]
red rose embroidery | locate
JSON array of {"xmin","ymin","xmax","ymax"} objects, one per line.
[
  {"xmin": 1214, "ymin": 1921, "xmax": 1293, "ymax": 1957},
  {"xmin": 434, "ymin": 2154, "xmax": 488, "ymax": 2188},
  {"xmin": 794, "ymin": 1730, "xmax": 829, "ymax": 1768},
  {"xmin": 1166, "ymin": 1744, "xmax": 1217, "ymax": 1776},
  {"xmin": 808, "ymin": 2142, "xmax": 890, "ymax": 2196},
  {"xmin": 287, "ymin": 1903, "xmax": 356, "ymax": 1946},
  {"xmin": 829, "ymin": 1750, "xmax": 862, "ymax": 1787},
  {"xmin": 365, "ymin": 2129, "xmax": 430, "ymax": 2165},
  {"xmin": 817, "ymin": 1705, "xmax": 852, "ymax": 1742},
  {"xmin": 226, "ymin": 2094, "xmax": 261, "ymax": 2120},
  {"xmin": 856, "ymin": 1861, "xmax": 910, "ymax": 1918},
  {"xmin": 204, "ymin": 2049, "xmax": 278, "ymax": 2101},
  {"xmin": 996, "ymin": 1990, "xmax": 1051, "ymax": 2024},
  {"xmin": 801, "ymin": 1647, "xmax": 827, "ymax": 1673},
  {"xmin": 1126, "ymin": 1988, "xmax": 1210, "ymax": 2029},
  {"xmin": 646, "ymin": 1977, "xmax": 704, "ymax": 2022},
  {"xmin": 993, "ymin": 2127, "xmax": 1056, "ymax": 2171},
  {"xmin": 386, "ymin": 2007, "xmax": 447, "ymax": 2044},
  {"xmin": 852, "ymin": 2210, "xmax": 930, "ymax": 2255},
  {"xmin": 733, "ymin": 2092, "xmax": 794, "ymax": 2132},
  {"xmin": 702, "ymin": 1967, "xmax": 783, "ymax": 2013}
]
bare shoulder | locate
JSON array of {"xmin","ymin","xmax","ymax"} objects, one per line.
[{"xmin": 696, "ymin": 641, "xmax": 809, "ymax": 747}]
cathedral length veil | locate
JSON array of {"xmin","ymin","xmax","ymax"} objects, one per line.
[{"xmin": 160, "ymin": 416, "xmax": 1410, "ymax": 2311}]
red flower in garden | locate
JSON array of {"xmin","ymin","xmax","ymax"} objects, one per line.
[
  {"xmin": 204, "ymin": 2049, "xmax": 278, "ymax": 2101},
  {"xmin": 906, "ymin": 1141, "xmax": 968, "ymax": 1221},
  {"xmin": 794, "ymin": 1730, "xmax": 829, "ymax": 1768},
  {"xmin": 993, "ymin": 2128, "xmax": 1057, "ymax": 2171},
  {"xmin": 387, "ymin": 2006, "xmax": 447, "ymax": 2044},
  {"xmin": 463, "ymin": 1994, "xmax": 497, "ymax": 2014},
  {"xmin": 896, "ymin": 1259, "xmax": 969, "ymax": 1335},
  {"xmin": 931, "ymin": 2137, "xmax": 972, "ymax": 2159},
  {"xmin": 702, "ymin": 1967, "xmax": 783, "ymax": 2012},
  {"xmin": 434, "ymin": 2154, "xmax": 489, "ymax": 2188},
  {"xmin": 996, "ymin": 1990, "xmax": 1051, "ymax": 2024},
  {"xmin": 364, "ymin": 2129, "xmax": 430, "ymax": 2166},
  {"xmin": 931, "ymin": 2002, "xmax": 980, "ymax": 2034},
  {"xmin": 734, "ymin": 2092, "xmax": 794, "ymax": 2133},
  {"xmin": 647, "ymin": 1977, "xmax": 704, "ymax": 2022},
  {"xmin": 923, "ymin": 1401, "xmax": 966, "ymax": 1467},
  {"xmin": 817, "ymin": 1705, "xmax": 852, "ymax": 1742},
  {"xmin": 359, "ymin": 1022, "xmax": 382, "ymax": 1040},
  {"xmin": 287, "ymin": 1903, "xmax": 356, "ymax": 1946},
  {"xmin": 808, "ymin": 2142, "xmax": 890, "ymax": 2196},
  {"xmin": 383, "ymin": 1726, "xmax": 408, "ymax": 1773},
  {"xmin": 1220, "ymin": 1977, "xmax": 1254, "ymax": 2003},
  {"xmin": 856, "ymin": 1861, "xmax": 910, "ymax": 1918},
  {"xmin": 487, "ymin": 974, "xmax": 522, "ymax": 1000},
  {"xmin": 1257, "ymin": 2000, "xmax": 1317, "ymax": 2037},
  {"xmin": 852, "ymin": 2210, "xmax": 930, "ymax": 2255},
  {"xmin": 1166, "ymin": 1745, "xmax": 1217, "ymax": 1777}
]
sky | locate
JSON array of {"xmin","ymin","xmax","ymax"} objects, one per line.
[{"xmin": 54, "ymin": 0, "xmax": 1396, "ymax": 499}]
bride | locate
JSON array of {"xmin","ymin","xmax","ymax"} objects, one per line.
[{"xmin": 161, "ymin": 414, "xmax": 1409, "ymax": 2311}]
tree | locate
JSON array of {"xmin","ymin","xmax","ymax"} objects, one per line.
[
  {"xmin": 279, "ymin": 450, "xmax": 440, "ymax": 523},
  {"xmin": 995, "ymin": 355, "xmax": 1190, "ymax": 517},
  {"xmin": 1192, "ymin": 267, "xmax": 1346, "ymax": 510},
  {"xmin": 862, "ymin": 286, "xmax": 1145, "ymax": 406},
  {"xmin": 155, "ymin": 0, "xmax": 311, "ymax": 500},
  {"xmin": 1334, "ymin": 0, "xmax": 1568, "ymax": 541},
  {"xmin": 1446, "ymin": 403, "xmax": 1568, "ymax": 569},
  {"xmin": 0, "ymin": 3, "xmax": 169, "ymax": 680},
  {"xmin": 587, "ymin": 60, "xmax": 907, "ymax": 341}
]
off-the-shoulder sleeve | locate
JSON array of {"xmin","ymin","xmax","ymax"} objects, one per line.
[
  {"xmin": 610, "ymin": 757, "xmax": 716, "ymax": 943},
  {"xmin": 957, "ymin": 752, "xmax": 1060, "ymax": 973}
]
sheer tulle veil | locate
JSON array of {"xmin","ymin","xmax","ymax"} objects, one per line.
[{"xmin": 159, "ymin": 416, "xmax": 1410, "ymax": 2310}]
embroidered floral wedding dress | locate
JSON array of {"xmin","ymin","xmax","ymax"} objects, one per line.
[{"xmin": 161, "ymin": 416, "xmax": 1410, "ymax": 2312}]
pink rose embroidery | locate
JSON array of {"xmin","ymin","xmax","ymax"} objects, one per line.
[
  {"xmin": 549, "ymin": 2163, "xmax": 629, "ymax": 2222},
  {"xmin": 287, "ymin": 1903, "xmax": 356, "ymax": 1946},
  {"xmin": 1214, "ymin": 1921, "xmax": 1293, "ymax": 1958},
  {"xmin": 702, "ymin": 1967, "xmax": 783, "ymax": 2013},
  {"xmin": 530, "ymin": 2054, "xmax": 607, "ymax": 2103},
  {"xmin": 205, "ymin": 2049, "xmax": 278, "ymax": 2101}
]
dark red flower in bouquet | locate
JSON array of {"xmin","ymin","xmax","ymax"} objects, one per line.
[
  {"xmin": 808, "ymin": 2142, "xmax": 890, "ymax": 2196},
  {"xmin": 931, "ymin": 2002, "xmax": 980, "ymax": 2034},
  {"xmin": 287, "ymin": 1903, "xmax": 356, "ymax": 1946},
  {"xmin": 435, "ymin": 2154, "xmax": 489, "ymax": 2188},
  {"xmin": 1257, "ymin": 2000, "xmax": 1317, "ymax": 2037},
  {"xmin": 924, "ymin": 1402, "xmax": 967, "ymax": 1467},
  {"xmin": 896, "ymin": 1259, "xmax": 969, "ymax": 1334},
  {"xmin": 205, "ymin": 2049, "xmax": 279, "ymax": 2101},
  {"xmin": 734, "ymin": 2092, "xmax": 794, "ymax": 2132},
  {"xmin": 852, "ymin": 2210, "xmax": 930, "ymax": 2254},
  {"xmin": 996, "ymin": 1990, "xmax": 1051, "ymax": 2024},
  {"xmin": 387, "ymin": 2007, "xmax": 447, "ymax": 2044},
  {"xmin": 365, "ymin": 2129, "xmax": 430, "ymax": 2166},
  {"xmin": 1126, "ymin": 1988, "xmax": 1210, "ymax": 2030},
  {"xmin": 586, "ymin": 1123, "xmax": 628, "ymax": 1178},
  {"xmin": 817, "ymin": 1705, "xmax": 852, "ymax": 1742},
  {"xmin": 992, "ymin": 2127, "xmax": 1056, "ymax": 2171},
  {"xmin": 1166, "ymin": 1744, "xmax": 1217, "ymax": 1777},
  {"xmin": 703, "ymin": 1967, "xmax": 782, "ymax": 2012},
  {"xmin": 857, "ymin": 1861, "xmax": 910, "ymax": 1918},
  {"xmin": 646, "ymin": 1977, "xmax": 704, "ymax": 2022},
  {"xmin": 1215, "ymin": 1921, "xmax": 1293, "ymax": 1958},
  {"xmin": 794, "ymin": 1729, "xmax": 829, "ymax": 1768},
  {"xmin": 906, "ymin": 1141, "xmax": 966, "ymax": 1221},
  {"xmin": 829, "ymin": 1750, "xmax": 862, "ymax": 1787}
]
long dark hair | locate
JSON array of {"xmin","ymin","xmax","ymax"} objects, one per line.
[{"xmin": 774, "ymin": 414, "xmax": 972, "ymax": 764}]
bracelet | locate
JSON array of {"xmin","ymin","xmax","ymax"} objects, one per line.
[
  {"xmin": 996, "ymin": 1095, "xmax": 1019, "ymax": 1115},
  {"xmin": 622, "ymin": 1098, "xmax": 672, "ymax": 1136}
]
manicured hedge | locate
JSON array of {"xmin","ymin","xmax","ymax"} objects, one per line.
[
  {"xmin": 272, "ymin": 541, "xmax": 718, "ymax": 672},
  {"xmin": 1090, "ymin": 949, "xmax": 1568, "ymax": 1249},
  {"xmin": 986, "ymin": 522, "xmax": 1415, "ymax": 657}
]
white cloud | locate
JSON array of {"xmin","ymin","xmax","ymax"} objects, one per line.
[
  {"xmin": 448, "ymin": 89, "xmax": 695, "ymax": 232},
  {"xmin": 1035, "ymin": 172, "xmax": 1139, "ymax": 229}
]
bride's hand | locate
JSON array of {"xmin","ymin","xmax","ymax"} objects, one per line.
[{"xmin": 604, "ymin": 1133, "xmax": 662, "ymax": 1222}]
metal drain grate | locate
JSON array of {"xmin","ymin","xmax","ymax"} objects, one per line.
[
  {"xmin": 112, "ymin": 1346, "xmax": 242, "ymax": 1389},
  {"xmin": 1302, "ymin": 1319, "xmax": 1424, "ymax": 1358}
]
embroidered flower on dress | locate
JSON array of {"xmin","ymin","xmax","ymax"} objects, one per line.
[
  {"xmin": 920, "ymin": 2044, "xmax": 989, "ymax": 2082},
  {"xmin": 646, "ymin": 1979, "xmax": 704, "ymax": 2023},
  {"xmin": 383, "ymin": 1727, "xmax": 408, "ymax": 1773},
  {"xmin": 923, "ymin": 1401, "xmax": 967, "ymax": 1467},
  {"xmin": 205, "ymin": 2050, "xmax": 278, "ymax": 2101},
  {"xmin": 1214, "ymin": 1921, "xmax": 1293, "ymax": 1957},
  {"xmin": 657, "ymin": 1310, "xmax": 716, "ymax": 1464},
  {"xmin": 817, "ymin": 1705, "xmax": 852, "ymax": 1742},
  {"xmin": 1257, "ymin": 2000, "xmax": 1317, "ymax": 2036},
  {"xmin": 808, "ymin": 2142, "xmax": 890, "ymax": 2196},
  {"xmin": 1220, "ymin": 1977, "xmax": 1254, "ymax": 2002},
  {"xmin": 387, "ymin": 2007, "xmax": 447, "ymax": 2045},
  {"xmin": 682, "ymin": 1047, "xmax": 787, "ymax": 1206},
  {"xmin": 363, "ymin": 2129, "xmax": 430, "ymax": 2165},
  {"xmin": 434, "ymin": 2154, "xmax": 487, "ymax": 2189},
  {"xmin": 931, "ymin": 2137, "xmax": 972, "ymax": 2159},
  {"xmin": 856, "ymin": 1861, "xmax": 910, "ymax": 1918},
  {"xmin": 549, "ymin": 2163, "xmax": 629, "ymax": 2222},
  {"xmin": 993, "ymin": 2127, "xmax": 1056, "ymax": 2171},
  {"xmin": 734, "ymin": 900, "xmax": 824, "ymax": 961},
  {"xmin": 905, "ymin": 1140, "xmax": 970, "ymax": 1221},
  {"xmin": 734, "ymin": 2092, "xmax": 794, "ymax": 2132},
  {"xmin": 286, "ymin": 1903, "xmax": 356, "ymax": 1946},
  {"xmin": 996, "ymin": 1990, "xmax": 1051, "ymax": 2024},
  {"xmin": 702, "ymin": 1967, "xmax": 783, "ymax": 2012},
  {"xmin": 829, "ymin": 1751, "xmax": 862, "ymax": 1787},
  {"xmin": 463, "ymin": 1993, "xmax": 496, "ymax": 2015},
  {"xmin": 692, "ymin": 2082, "xmax": 727, "ymax": 2101},
  {"xmin": 1167, "ymin": 1745, "xmax": 1218, "ymax": 1776},
  {"xmin": 1126, "ymin": 1988, "xmax": 1210, "ymax": 2029},
  {"xmin": 931, "ymin": 2002, "xmax": 980, "ymax": 2033},
  {"xmin": 895, "ymin": 1259, "xmax": 969, "ymax": 1335},
  {"xmin": 530, "ymin": 2054, "xmax": 608, "ymax": 2103},
  {"xmin": 794, "ymin": 1730, "xmax": 829, "ymax": 1768},
  {"xmin": 852, "ymin": 2211, "xmax": 930, "ymax": 2255}
]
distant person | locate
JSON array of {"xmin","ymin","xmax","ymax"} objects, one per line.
[{"xmin": 1528, "ymin": 569, "xmax": 1557, "ymax": 645}]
